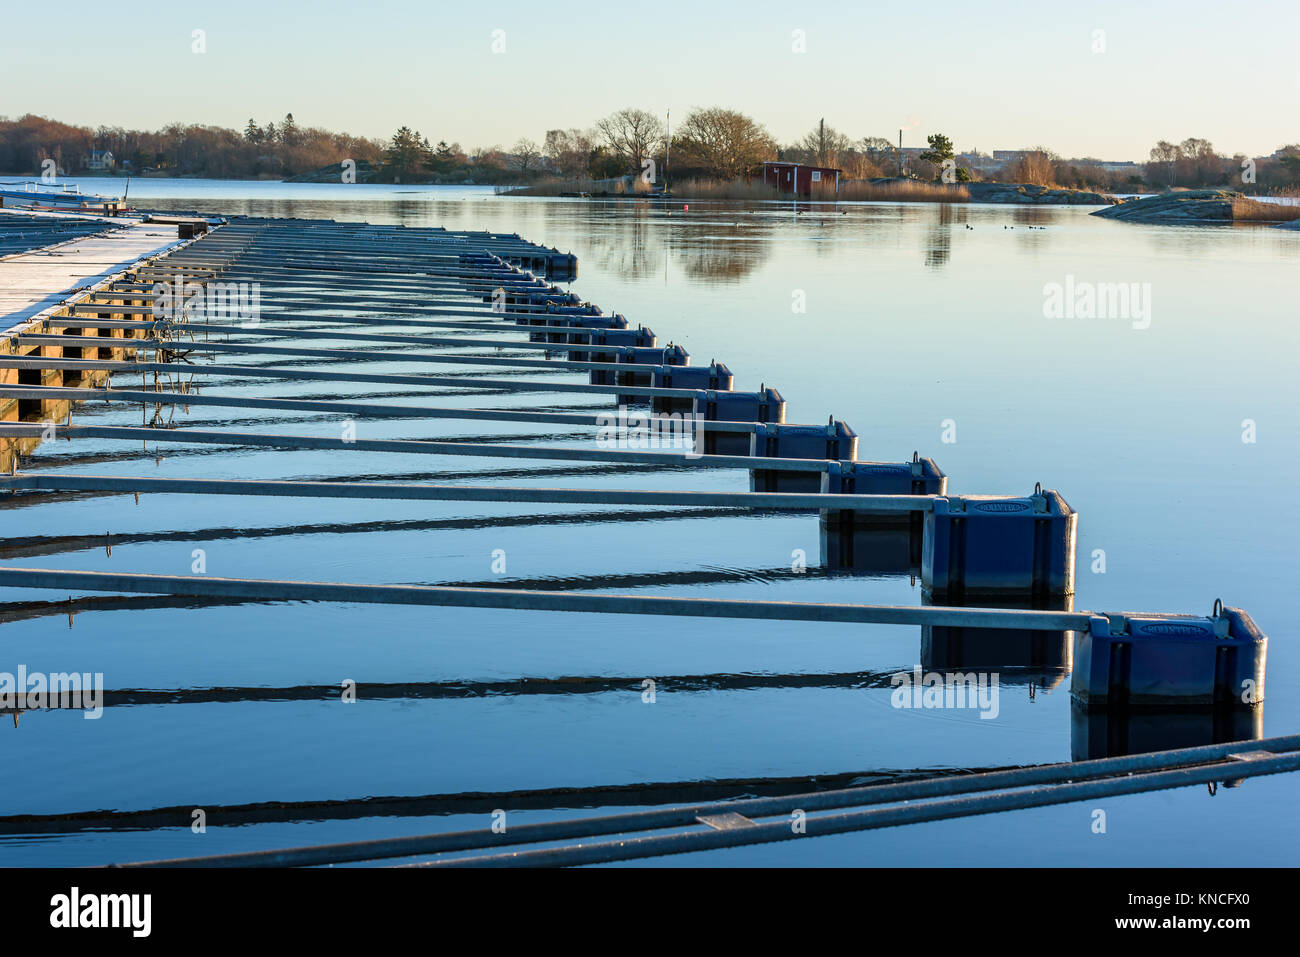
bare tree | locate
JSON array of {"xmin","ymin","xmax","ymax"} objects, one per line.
[
  {"xmin": 1178, "ymin": 138, "xmax": 1223, "ymax": 185},
  {"xmin": 543, "ymin": 128, "xmax": 595, "ymax": 178},
  {"xmin": 671, "ymin": 107, "xmax": 775, "ymax": 179},
  {"xmin": 595, "ymin": 107, "xmax": 665, "ymax": 176},
  {"xmin": 786, "ymin": 122, "xmax": 855, "ymax": 168},
  {"xmin": 511, "ymin": 138, "xmax": 541, "ymax": 178},
  {"xmin": 1003, "ymin": 148, "xmax": 1057, "ymax": 187},
  {"xmin": 1148, "ymin": 140, "xmax": 1179, "ymax": 186}
]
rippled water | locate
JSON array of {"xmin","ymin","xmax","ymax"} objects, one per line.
[{"xmin": 2, "ymin": 179, "xmax": 1298, "ymax": 865}]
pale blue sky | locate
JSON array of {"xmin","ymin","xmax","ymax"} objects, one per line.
[{"xmin": 2, "ymin": 0, "xmax": 1295, "ymax": 160}]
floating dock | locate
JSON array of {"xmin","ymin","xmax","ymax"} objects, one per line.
[{"xmin": 0, "ymin": 211, "xmax": 1278, "ymax": 866}]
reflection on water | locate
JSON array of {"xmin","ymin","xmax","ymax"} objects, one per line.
[
  {"xmin": 821, "ymin": 514, "xmax": 923, "ymax": 578},
  {"xmin": 1071, "ymin": 702, "xmax": 1264, "ymax": 762},
  {"xmin": 921, "ymin": 593, "xmax": 1076, "ymax": 691},
  {"xmin": 675, "ymin": 234, "xmax": 772, "ymax": 283},
  {"xmin": 925, "ymin": 203, "xmax": 960, "ymax": 268}
]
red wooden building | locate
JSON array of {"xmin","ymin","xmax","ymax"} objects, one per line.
[{"xmin": 761, "ymin": 162, "xmax": 841, "ymax": 196}]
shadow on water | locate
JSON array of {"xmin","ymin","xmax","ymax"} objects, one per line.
[{"xmin": 0, "ymin": 762, "xmax": 1016, "ymax": 838}]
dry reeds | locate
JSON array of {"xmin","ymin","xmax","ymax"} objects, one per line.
[
  {"xmin": 1232, "ymin": 195, "xmax": 1300, "ymax": 222},
  {"xmin": 835, "ymin": 180, "xmax": 969, "ymax": 202}
]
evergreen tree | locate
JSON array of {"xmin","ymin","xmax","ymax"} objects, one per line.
[
  {"xmin": 919, "ymin": 133, "xmax": 955, "ymax": 174},
  {"xmin": 385, "ymin": 126, "xmax": 431, "ymax": 180}
]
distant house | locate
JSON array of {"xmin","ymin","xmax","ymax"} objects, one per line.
[
  {"xmin": 762, "ymin": 162, "xmax": 840, "ymax": 196},
  {"xmin": 86, "ymin": 149, "xmax": 115, "ymax": 171}
]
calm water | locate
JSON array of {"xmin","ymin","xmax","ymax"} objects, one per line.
[{"xmin": 2, "ymin": 179, "xmax": 1298, "ymax": 866}]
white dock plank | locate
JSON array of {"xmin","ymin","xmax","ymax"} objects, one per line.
[{"xmin": 0, "ymin": 212, "xmax": 185, "ymax": 333}]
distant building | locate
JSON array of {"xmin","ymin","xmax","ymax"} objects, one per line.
[
  {"xmin": 1054, "ymin": 158, "xmax": 1142, "ymax": 174},
  {"xmin": 957, "ymin": 151, "xmax": 1000, "ymax": 174},
  {"xmin": 86, "ymin": 150, "xmax": 114, "ymax": 171},
  {"xmin": 762, "ymin": 162, "xmax": 840, "ymax": 196}
]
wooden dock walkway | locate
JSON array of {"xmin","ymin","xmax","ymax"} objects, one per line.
[
  {"xmin": 0, "ymin": 210, "xmax": 185, "ymax": 331},
  {"xmin": 0, "ymin": 210, "xmax": 194, "ymax": 469}
]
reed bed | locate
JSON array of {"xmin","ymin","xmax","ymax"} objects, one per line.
[
  {"xmin": 835, "ymin": 179, "xmax": 970, "ymax": 202},
  {"xmin": 1232, "ymin": 195, "xmax": 1300, "ymax": 222}
]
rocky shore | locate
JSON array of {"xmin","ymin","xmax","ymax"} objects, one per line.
[
  {"xmin": 1092, "ymin": 189, "xmax": 1300, "ymax": 225},
  {"xmin": 962, "ymin": 182, "xmax": 1117, "ymax": 205},
  {"xmin": 1092, "ymin": 189, "xmax": 1240, "ymax": 223}
]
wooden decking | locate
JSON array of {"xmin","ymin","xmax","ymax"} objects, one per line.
[
  {"xmin": 0, "ymin": 209, "xmax": 187, "ymax": 469},
  {"xmin": 0, "ymin": 210, "xmax": 183, "ymax": 331}
]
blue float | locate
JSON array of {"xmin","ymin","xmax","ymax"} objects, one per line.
[
  {"xmin": 700, "ymin": 388, "xmax": 786, "ymax": 454},
  {"xmin": 819, "ymin": 454, "xmax": 946, "ymax": 572},
  {"xmin": 561, "ymin": 327, "xmax": 657, "ymax": 357},
  {"xmin": 749, "ymin": 419, "xmax": 857, "ymax": 492},
  {"xmin": 545, "ymin": 251, "xmax": 579, "ymax": 279},
  {"xmin": 1072, "ymin": 602, "xmax": 1267, "ymax": 709},
  {"xmin": 821, "ymin": 454, "xmax": 946, "ymax": 496},
  {"xmin": 590, "ymin": 345, "xmax": 688, "ymax": 387},
  {"xmin": 700, "ymin": 386, "xmax": 785, "ymax": 424},
  {"xmin": 646, "ymin": 362, "xmax": 735, "ymax": 411},
  {"xmin": 517, "ymin": 314, "xmax": 628, "ymax": 344},
  {"xmin": 922, "ymin": 484, "xmax": 1076, "ymax": 599},
  {"xmin": 495, "ymin": 292, "xmax": 583, "ymax": 309}
]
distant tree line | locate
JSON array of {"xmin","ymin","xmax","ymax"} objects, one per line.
[
  {"xmin": 3, "ymin": 111, "xmax": 1297, "ymax": 193},
  {"xmin": 978, "ymin": 139, "xmax": 1300, "ymax": 192},
  {"xmin": 0, "ymin": 113, "xmax": 385, "ymax": 179},
  {"xmin": 1144, "ymin": 138, "xmax": 1299, "ymax": 190}
]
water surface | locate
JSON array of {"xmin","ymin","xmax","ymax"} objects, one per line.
[{"xmin": 3, "ymin": 179, "xmax": 1297, "ymax": 865}]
